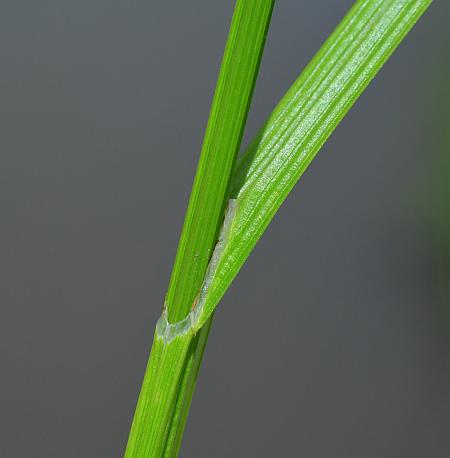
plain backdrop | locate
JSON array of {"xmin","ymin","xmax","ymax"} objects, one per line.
[{"xmin": 1, "ymin": 1, "xmax": 449, "ymax": 457}]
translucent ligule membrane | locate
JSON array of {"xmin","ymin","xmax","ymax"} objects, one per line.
[
  {"xmin": 156, "ymin": 199, "xmax": 238, "ymax": 343},
  {"xmin": 155, "ymin": 309, "xmax": 193, "ymax": 342}
]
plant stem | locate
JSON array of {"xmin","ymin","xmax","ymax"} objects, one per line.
[
  {"xmin": 166, "ymin": 0, "xmax": 275, "ymax": 323},
  {"xmin": 125, "ymin": 1, "xmax": 274, "ymax": 456}
]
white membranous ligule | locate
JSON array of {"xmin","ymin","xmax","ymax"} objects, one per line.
[{"xmin": 156, "ymin": 199, "xmax": 238, "ymax": 343}]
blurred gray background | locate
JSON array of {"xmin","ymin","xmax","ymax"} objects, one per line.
[{"xmin": 1, "ymin": 1, "xmax": 449, "ymax": 456}]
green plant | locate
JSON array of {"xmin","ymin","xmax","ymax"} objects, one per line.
[{"xmin": 125, "ymin": 1, "xmax": 432, "ymax": 456}]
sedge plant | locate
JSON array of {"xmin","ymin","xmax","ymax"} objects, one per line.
[{"xmin": 125, "ymin": 1, "xmax": 432, "ymax": 456}]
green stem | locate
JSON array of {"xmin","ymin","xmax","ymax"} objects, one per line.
[
  {"xmin": 166, "ymin": 0, "xmax": 275, "ymax": 323},
  {"xmin": 125, "ymin": 1, "xmax": 274, "ymax": 456}
]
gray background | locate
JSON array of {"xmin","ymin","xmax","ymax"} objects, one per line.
[{"xmin": 1, "ymin": 1, "xmax": 449, "ymax": 457}]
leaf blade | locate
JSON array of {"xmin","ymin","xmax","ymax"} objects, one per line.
[{"xmin": 196, "ymin": 0, "xmax": 432, "ymax": 329}]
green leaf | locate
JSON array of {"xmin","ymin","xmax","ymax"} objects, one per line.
[{"xmin": 192, "ymin": 0, "xmax": 432, "ymax": 330}]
